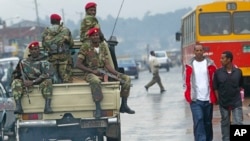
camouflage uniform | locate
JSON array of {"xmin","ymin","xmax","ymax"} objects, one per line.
[
  {"xmin": 11, "ymin": 54, "xmax": 54, "ymax": 100},
  {"xmin": 42, "ymin": 24, "xmax": 74, "ymax": 83},
  {"xmin": 80, "ymin": 14, "xmax": 114, "ymax": 68},
  {"xmin": 78, "ymin": 42, "xmax": 131, "ymax": 102},
  {"xmin": 80, "ymin": 15, "xmax": 101, "ymax": 43}
]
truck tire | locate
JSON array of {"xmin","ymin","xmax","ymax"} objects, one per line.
[{"xmin": 106, "ymin": 124, "xmax": 121, "ymax": 141}]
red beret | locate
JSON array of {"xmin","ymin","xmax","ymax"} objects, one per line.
[
  {"xmin": 85, "ymin": 2, "xmax": 97, "ymax": 9},
  {"xmin": 28, "ymin": 41, "xmax": 39, "ymax": 49},
  {"xmin": 50, "ymin": 14, "xmax": 61, "ymax": 21},
  {"xmin": 87, "ymin": 27, "xmax": 99, "ymax": 36}
]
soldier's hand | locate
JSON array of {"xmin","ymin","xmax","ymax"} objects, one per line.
[
  {"xmin": 92, "ymin": 70, "xmax": 100, "ymax": 76},
  {"xmin": 24, "ymin": 80, "xmax": 33, "ymax": 87}
]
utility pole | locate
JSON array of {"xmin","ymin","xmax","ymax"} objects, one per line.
[
  {"xmin": 34, "ymin": 0, "xmax": 40, "ymax": 40},
  {"xmin": 76, "ymin": 12, "xmax": 83, "ymax": 24},
  {"xmin": 61, "ymin": 9, "xmax": 65, "ymax": 23}
]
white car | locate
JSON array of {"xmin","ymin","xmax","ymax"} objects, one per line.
[{"xmin": 148, "ymin": 51, "xmax": 171, "ymax": 72}]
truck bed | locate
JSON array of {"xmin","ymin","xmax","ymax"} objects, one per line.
[{"xmin": 20, "ymin": 82, "xmax": 121, "ymax": 120}]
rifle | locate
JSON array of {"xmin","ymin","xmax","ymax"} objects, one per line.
[
  {"xmin": 19, "ymin": 62, "xmax": 31, "ymax": 104},
  {"xmin": 97, "ymin": 68, "xmax": 132, "ymax": 87}
]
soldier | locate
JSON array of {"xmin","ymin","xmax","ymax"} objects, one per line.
[
  {"xmin": 76, "ymin": 27, "xmax": 135, "ymax": 118},
  {"xmin": 11, "ymin": 41, "xmax": 55, "ymax": 114},
  {"xmin": 42, "ymin": 13, "xmax": 74, "ymax": 83},
  {"xmin": 80, "ymin": 1, "xmax": 115, "ymax": 70},
  {"xmin": 80, "ymin": 2, "xmax": 105, "ymax": 43}
]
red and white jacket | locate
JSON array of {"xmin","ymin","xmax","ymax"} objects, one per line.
[{"xmin": 184, "ymin": 57, "xmax": 217, "ymax": 104}]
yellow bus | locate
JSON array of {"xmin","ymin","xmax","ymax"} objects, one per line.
[{"xmin": 176, "ymin": 0, "xmax": 250, "ymax": 94}]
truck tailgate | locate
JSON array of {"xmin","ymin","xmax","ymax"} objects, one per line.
[{"xmin": 20, "ymin": 82, "xmax": 120, "ymax": 119}]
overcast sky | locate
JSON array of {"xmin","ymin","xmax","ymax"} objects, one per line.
[{"xmin": 0, "ymin": 0, "xmax": 212, "ymax": 24}]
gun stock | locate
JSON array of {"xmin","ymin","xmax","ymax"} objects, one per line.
[
  {"xmin": 97, "ymin": 68, "xmax": 132, "ymax": 87},
  {"xmin": 19, "ymin": 62, "xmax": 31, "ymax": 104}
]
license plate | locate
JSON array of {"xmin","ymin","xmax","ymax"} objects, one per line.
[{"xmin": 81, "ymin": 119, "xmax": 107, "ymax": 128}]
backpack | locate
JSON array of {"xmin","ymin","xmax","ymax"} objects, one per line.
[{"xmin": 42, "ymin": 24, "xmax": 73, "ymax": 56}]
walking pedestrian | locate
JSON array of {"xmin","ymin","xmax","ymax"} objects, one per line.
[
  {"xmin": 184, "ymin": 44, "xmax": 217, "ymax": 141},
  {"xmin": 213, "ymin": 51, "xmax": 244, "ymax": 141},
  {"xmin": 144, "ymin": 50, "xmax": 166, "ymax": 93}
]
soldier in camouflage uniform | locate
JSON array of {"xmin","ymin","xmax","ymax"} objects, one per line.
[
  {"xmin": 80, "ymin": 2, "xmax": 105, "ymax": 43},
  {"xmin": 80, "ymin": 2, "xmax": 114, "ymax": 71},
  {"xmin": 76, "ymin": 28, "xmax": 135, "ymax": 118},
  {"xmin": 12, "ymin": 41, "xmax": 55, "ymax": 114},
  {"xmin": 42, "ymin": 13, "xmax": 74, "ymax": 83}
]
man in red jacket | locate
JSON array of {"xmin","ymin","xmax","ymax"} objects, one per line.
[{"xmin": 184, "ymin": 44, "xmax": 217, "ymax": 141}]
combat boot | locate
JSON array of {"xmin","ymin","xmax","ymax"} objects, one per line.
[
  {"xmin": 95, "ymin": 102, "xmax": 102, "ymax": 119},
  {"xmin": 14, "ymin": 99, "xmax": 23, "ymax": 114},
  {"xmin": 44, "ymin": 99, "xmax": 53, "ymax": 114},
  {"xmin": 120, "ymin": 97, "xmax": 135, "ymax": 114}
]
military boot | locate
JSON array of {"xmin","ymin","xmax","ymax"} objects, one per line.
[
  {"xmin": 14, "ymin": 98, "xmax": 23, "ymax": 114},
  {"xmin": 120, "ymin": 97, "xmax": 135, "ymax": 114},
  {"xmin": 44, "ymin": 99, "xmax": 53, "ymax": 114},
  {"xmin": 95, "ymin": 102, "xmax": 102, "ymax": 119}
]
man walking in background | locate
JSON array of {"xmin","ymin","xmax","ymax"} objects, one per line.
[
  {"xmin": 213, "ymin": 51, "xmax": 244, "ymax": 141},
  {"xmin": 184, "ymin": 44, "xmax": 217, "ymax": 141},
  {"xmin": 144, "ymin": 50, "xmax": 166, "ymax": 94}
]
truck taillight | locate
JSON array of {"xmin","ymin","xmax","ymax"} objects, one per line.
[
  {"xmin": 22, "ymin": 113, "xmax": 42, "ymax": 120},
  {"xmin": 96, "ymin": 110, "xmax": 113, "ymax": 117}
]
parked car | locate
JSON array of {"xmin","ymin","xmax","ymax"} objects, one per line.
[
  {"xmin": 0, "ymin": 82, "xmax": 16, "ymax": 141},
  {"xmin": 117, "ymin": 58, "xmax": 139, "ymax": 79},
  {"xmin": 0, "ymin": 57, "xmax": 20, "ymax": 91}
]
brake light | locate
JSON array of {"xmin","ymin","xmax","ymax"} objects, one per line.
[
  {"xmin": 93, "ymin": 110, "xmax": 113, "ymax": 117},
  {"xmin": 22, "ymin": 113, "xmax": 42, "ymax": 120}
]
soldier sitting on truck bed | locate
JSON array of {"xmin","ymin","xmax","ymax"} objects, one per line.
[
  {"xmin": 11, "ymin": 41, "xmax": 55, "ymax": 114},
  {"xmin": 76, "ymin": 27, "xmax": 135, "ymax": 118}
]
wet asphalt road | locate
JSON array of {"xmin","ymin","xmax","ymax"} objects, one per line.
[{"xmin": 120, "ymin": 66, "xmax": 250, "ymax": 141}]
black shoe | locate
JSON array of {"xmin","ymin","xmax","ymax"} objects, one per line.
[
  {"xmin": 160, "ymin": 89, "xmax": 166, "ymax": 94},
  {"xmin": 144, "ymin": 86, "xmax": 148, "ymax": 92},
  {"xmin": 120, "ymin": 106, "xmax": 135, "ymax": 114}
]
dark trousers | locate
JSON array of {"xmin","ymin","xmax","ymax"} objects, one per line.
[
  {"xmin": 219, "ymin": 106, "xmax": 243, "ymax": 141},
  {"xmin": 190, "ymin": 100, "xmax": 213, "ymax": 141}
]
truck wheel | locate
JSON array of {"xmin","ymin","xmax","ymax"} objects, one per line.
[{"xmin": 106, "ymin": 124, "xmax": 121, "ymax": 141}]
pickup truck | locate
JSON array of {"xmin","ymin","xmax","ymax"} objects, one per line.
[{"xmin": 14, "ymin": 39, "xmax": 122, "ymax": 141}]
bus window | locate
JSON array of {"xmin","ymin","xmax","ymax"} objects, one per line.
[
  {"xmin": 233, "ymin": 12, "xmax": 250, "ymax": 34},
  {"xmin": 199, "ymin": 12, "xmax": 231, "ymax": 35}
]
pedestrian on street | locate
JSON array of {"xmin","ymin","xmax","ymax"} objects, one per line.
[
  {"xmin": 76, "ymin": 27, "xmax": 135, "ymax": 118},
  {"xmin": 213, "ymin": 51, "xmax": 244, "ymax": 141},
  {"xmin": 144, "ymin": 50, "xmax": 166, "ymax": 94},
  {"xmin": 11, "ymin": 41, "xmax": 55, "ymax": 114},
  {"xmin": 184, "ymin": 44, "xmax": 217, "ymax": 141}
]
